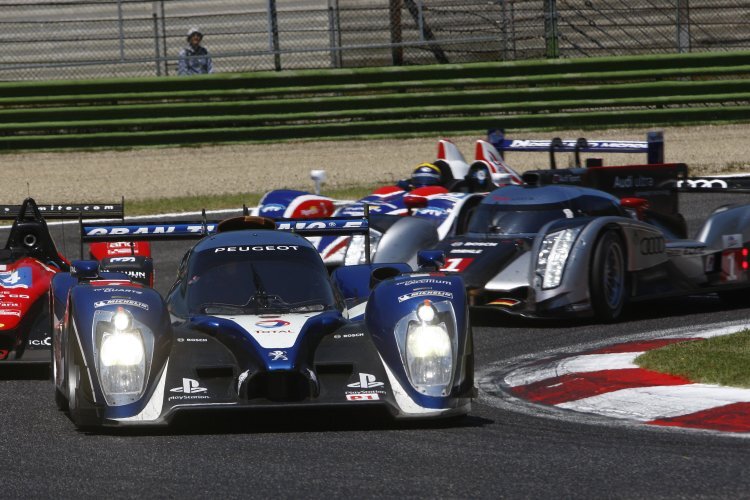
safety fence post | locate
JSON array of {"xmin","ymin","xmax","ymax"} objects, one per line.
[{"xmin": 544, "ymin": 0, "xmax": 559, "ymax": 58}]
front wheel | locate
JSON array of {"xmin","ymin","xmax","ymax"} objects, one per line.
[
  {"xmin": 53, "ymin": 351, "xmax": 67, "ymax": 411},
  {"xmin": 589, "ymin": 230, "xmax": 627, "ymax": 322}
]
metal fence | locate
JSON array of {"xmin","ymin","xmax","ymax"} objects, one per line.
[{"xmin": 1, "ymin": 0, "xmax": 749, "ymax": 81}]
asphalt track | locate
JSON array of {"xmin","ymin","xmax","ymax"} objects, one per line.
[{"xmin": 0, "ymin": 192, "xmax": 749, "ymax": 498}]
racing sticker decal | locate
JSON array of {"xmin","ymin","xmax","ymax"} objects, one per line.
[
  {"xmin": 346, "ymin": 393, "xmax": 380, "ymax": 401},
  {"xmin": 93, "ymin": 287, "xmax": 144, "ymax": 294},
  {"xmin": 94, "ymin": 299, "xmax": 149, "ymax": 310},
  {"xmin": 348, "ymin": 373, "xmax": 384, "ymax": 389},
  {"xmin": 213, "ymin": 245, "xmax": 300, "ymax": 253},
  {"xmin": 451, "ymin": 241, "xmax": 498, "ymax": 247},
  {"xmin": 268, "ymin": 350, "xmax": 288, "ymax": 361},
  {"xmin": 721, "ymin": 248, "xmax": 747, "ymax": 282},
  {"xmin": 722, "ymin": 234, "xmax": 743, "ymax": 249},
  {"xmin": 28, "ymin": 337, "xmax": 52, "ymax": 348},
  {"xmin": 259, "ymin": 203, "xmax": 286, "ymax": 215},
  {"xmin": 333, "ymin": 332, "xmax": 365, "ymax": 340},
  {"xmin": 255, "ymin": 319, "xmax": 291, "ymax": 329},
  {"xmin": 450, "ymin": 249, "xmax": 485, "ymax": 255},
  {"xmin": 168, "ymin": 378, "xmax": 209, "ymax": 401},
  {"xmin": 346, "ymin": 373, "xmax": 386, "ymax": 401},
  {"xmin": 217, "ymin": 314, "xmax": 311, "ymax": 349},
  {"xmin": 0, "ymin": 267, "xmax": 32, "ymax": 289},
  {"xmin": 176, "ymin": 337, "xmax": 208, "ymax": 343},
  {"xmin": 441, "ymin": 257, "xmax": 474, "ymax": 272},
  {"xmin": 396, "ymin": 278, "xmax": 452, "ymax": 287},
  {"xmin": 612, "ymin": 175, "xmax": 655, "ymax": 188},
  {"xmin": 398, "ymin": 290, "xmax": 453, "ymax": 303}
]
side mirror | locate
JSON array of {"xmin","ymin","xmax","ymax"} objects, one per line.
[
  {"xmin": 417, "ymin": 249, "xmax": 446, "ymax": 271},
  {"xmin": 491, "ymin": 172, "xmax": 514, "ymax": 187},
  {"xmin": 621, "ymin": 197, "xmax": 650, "ymax": 219},
  {"xmin": 403, "ymin": 193, "xmax": 429, "ymax": 211},
  {"xmin": 310, "ymin": 169, "xmax": 327, "ymax": 195},
  {"xmin": 70, "ymin": 260, "xmax": 99, "ymax": 280},
  {"xmin": 369, "ymin": 266, "xmax": 402, "ymax": 289}
]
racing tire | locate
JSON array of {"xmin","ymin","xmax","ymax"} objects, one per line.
[
  {"xmin": 53, "ymin": 350, "xmax": 68, "ymax": 411},
  {"xmin": 589, "ymin": 230, "xmax": 627, "ymax": 322},
  {"xmin": 54, "ymin": 386, "xmax": 68, "ymax": 411},
  {"xmin": 63, "ymin": 322, "xmax": 83, "ymax": 424}
]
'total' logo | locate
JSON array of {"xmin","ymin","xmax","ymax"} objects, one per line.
[{"xmin": 255, "ymin": 319, "xmax": 291, "ymax": 328}]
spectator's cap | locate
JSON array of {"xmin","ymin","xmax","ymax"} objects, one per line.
[
  {"xmin": 411, "ymin": 162, "xmax": 442, "ymax": 187},
  {"xmin": 187, "ymin": 27, "xmax": 203, "ymax": 41}
]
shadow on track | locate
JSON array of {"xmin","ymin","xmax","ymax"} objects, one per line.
[
  {"xmin": 77, "ymin": 408, "xmax": 493, "ymax": 437},
  {"xmin": 0, "ymin": 364, "xmax": 49, "ymax": 380},
  {"xmin": 469, "ymin": 294, "xmax": 750, "ymax": 330}
]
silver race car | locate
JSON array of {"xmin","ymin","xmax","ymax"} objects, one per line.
[{"xmin": 434, "ymin": 161, "xmax": 750, "ymax": 321}]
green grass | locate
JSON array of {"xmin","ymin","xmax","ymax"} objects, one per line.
[
  {"xmin": 635, "ymin": 330, "xmax": 750, "ymax": 387},
  {"xmin": 125, "ymin": 186, "xmax": 375, "ymax": 216}
]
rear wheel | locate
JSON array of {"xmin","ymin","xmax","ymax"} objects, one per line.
[{"xmin": 590, "ymin": 230, "xmax": 627, "ymax": 322}]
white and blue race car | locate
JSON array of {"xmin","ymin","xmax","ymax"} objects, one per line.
[
  {"xmin": 50, "ymin": 215, "xmax": 474, "ymax": 428},
  {"xmin": 254, "ymin": 139, "xmax": 522, "ymax": 268}
]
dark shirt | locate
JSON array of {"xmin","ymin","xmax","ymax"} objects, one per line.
[{"xmin": 178, "ymin": 45, "xmax": 213, "ymax": 75}]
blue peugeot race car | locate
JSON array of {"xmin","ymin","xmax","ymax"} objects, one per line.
[{"xmin": 50, "ymin": 215, "xmax": 473, "ymax": 428}]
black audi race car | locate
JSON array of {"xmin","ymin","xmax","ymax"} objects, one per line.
[{"xmin": 434, "ymin": 162, "xmax": 750, "ymax": 321}]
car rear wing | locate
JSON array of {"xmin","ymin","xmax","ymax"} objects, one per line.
[
  {"xmin": 81, "ymin": 214, "xmax": 373, "ymax": 262},
  {"xmin": 677, "ymin": 175, "xmax": 750, "ymax": 193},
  {"xmin": 81, "ymin": 216, "xmax": 370, "ymax": 241},
  {"xmin": 493, "ymin": 127, "xmax": 750, "ymax": 198},
  {"xmin": 488, "ymin": 129, "xmax": 664, "ymax": 168},
  {"xmin": 523, "ymin": 162, "xmax": 688, "ymax": 217},
  {"xmin": 0, "ymin": 199, "xmax": 124, "ymax": 220}
]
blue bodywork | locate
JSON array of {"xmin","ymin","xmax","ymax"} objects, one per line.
[{"xmin": 53, "ymin": 217, "xmax": 473, "ymax": 427}]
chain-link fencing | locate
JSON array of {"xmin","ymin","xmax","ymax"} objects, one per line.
[{"xmin": 1, "ymin": 0, "xmax": 749, "ymax": 81}]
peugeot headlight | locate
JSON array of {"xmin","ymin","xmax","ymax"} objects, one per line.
[
  {"xmin": 536, "ymin": 227, "xmax": 581, "ymax": 289},
  {"xmin": 396, "ymin": 300, "xmax": 457, "ymax": 397},
  {"xmin": 344, "ymin": 230, "xmax": 382, "ymax": 265},
  {"xmin": 93, "ymin": 308, "xmax": 151, "ymax": 406},
  {"xmin": 100, "ymin": 330, "xmax": 144, "ymax": 367}
]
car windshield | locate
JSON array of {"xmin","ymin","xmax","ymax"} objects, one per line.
[
  {"xmin": 467, "ymin": 204, "xmax": 571, "ymax": 235},
  {"xmin": 185, "ymin": 246, "xmax": 335, "ymax": 315}
]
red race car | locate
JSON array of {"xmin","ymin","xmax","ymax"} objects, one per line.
[{"xmin": 0, "ymin": 198, "xmax": 151, "ymax": 363}]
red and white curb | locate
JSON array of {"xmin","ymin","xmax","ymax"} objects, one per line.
[{"xmin": 480, "ymin": 321, "xmax": 750, "ymax": 434}]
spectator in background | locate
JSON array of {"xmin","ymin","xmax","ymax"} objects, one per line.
[{"xmin": 178, "ymin": 27, "xmax": 213, "ymax": 76}]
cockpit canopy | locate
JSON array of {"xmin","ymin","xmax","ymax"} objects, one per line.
[
  {"xmin": 469, "ymin": 185, "xmax": 624, "ymax": 236},
  {"xmin": 170, "ymin": 232, "xmax": 337, "ymax": 316}
]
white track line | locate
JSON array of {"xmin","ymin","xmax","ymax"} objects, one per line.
[
  {"xmin": 504, "ymin": 352, "xmax": 642, "ymax": 388},
  {"xmin": 557, "ymin": 384, "xmax": 750, "ymax": 421}
]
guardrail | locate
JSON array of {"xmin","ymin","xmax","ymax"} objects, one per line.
[{"xmin": 1, "ymin": 50, "xmax": 749, "ymax": 151}]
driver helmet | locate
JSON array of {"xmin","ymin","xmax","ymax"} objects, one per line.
[
  {"xmin": 411, "ymin": 163, "xmax": 442, "ymax": 187},
  {"xmin": 187, "ymin": 27, "xmax": 203, "ymax": 42}
]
